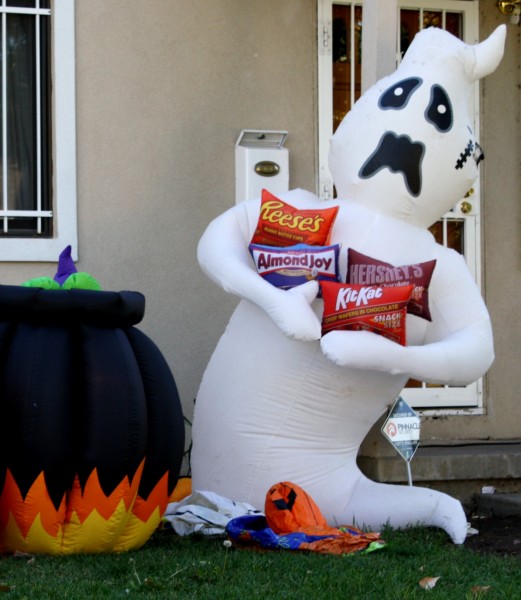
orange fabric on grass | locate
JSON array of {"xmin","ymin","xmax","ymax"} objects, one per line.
[{"xmin": 265, "ymin": 481, "xmax": 382, "ymax": 555}]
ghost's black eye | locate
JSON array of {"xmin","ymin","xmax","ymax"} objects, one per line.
[
  {"xmin": 425, "ymin": 85, "xmax": 453, "ymax": 132},
  {"xmin": 379, "ymin": 77, "xmax": 422, "ymax": 109}
]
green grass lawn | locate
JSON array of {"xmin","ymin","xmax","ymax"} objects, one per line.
[{"xmin": 0, "ymin": 525, "xmax": 518, "ymax": 599}]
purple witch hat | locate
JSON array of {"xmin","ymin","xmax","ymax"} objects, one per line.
[{"xmin": 54, "ymin": 245, "xmax": 77, "ymax": 286}]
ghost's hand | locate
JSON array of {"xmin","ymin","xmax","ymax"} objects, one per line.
[
  {"xmin": 320, "ymin": 330, "xmax": 403, "ymax": 372},
  {"xmin": 264, "ymin": 280, "xmax": 321, "ymax": 341}
]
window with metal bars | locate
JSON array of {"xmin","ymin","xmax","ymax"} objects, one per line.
[{"xmin": 0, "ymin": 0, "xmax": 52, "ymax": 237}]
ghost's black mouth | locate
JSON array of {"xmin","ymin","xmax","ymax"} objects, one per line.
[
  {"xmin": 455, "ymin": 139, "xmax": 484, "ymax": 170},
  {"xmin": 359, "ymin": 132, "xmax": 425, "ymax": 197}
]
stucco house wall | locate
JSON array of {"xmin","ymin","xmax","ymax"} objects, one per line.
[
  {"xmin": 0, "ymin": 0, "xmax": 317, "ymax": 422},
  {"xmin": 73, "ymin": 0, "xmax": 319, "ymax": 417}
]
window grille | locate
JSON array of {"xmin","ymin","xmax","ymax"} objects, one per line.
[{"xmin": 0, "ymin": 0, "xmax": 51, "ymax": 237}]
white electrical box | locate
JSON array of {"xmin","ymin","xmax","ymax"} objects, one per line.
[{"xmin": 235, "ymin": 129, "xmax": 289, "ymax": 204}]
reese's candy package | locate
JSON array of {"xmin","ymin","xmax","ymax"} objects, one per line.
[{"xmin": 251, "ymin": 189, "xmax": 339, "ymax": 247}]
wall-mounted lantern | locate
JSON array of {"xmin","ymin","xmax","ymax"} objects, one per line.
[{"xmin": 235, "ymin": 130, "xmax": 289, "ymax": 205}]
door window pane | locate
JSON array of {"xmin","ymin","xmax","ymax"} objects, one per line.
[
  {"xmin": 429, "ymin": 218, "xmax": 465, "ymax": 254},
  {"xmin": 332, "ymin": 4, "xmax": 362, "ymax": 132},
  {"xmin": 401, "ymin": 10, "xmax": 462, "ymax": 56}
]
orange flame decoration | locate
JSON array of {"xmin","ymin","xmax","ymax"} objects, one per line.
[{"xmin": 0, "ymin": 462, "xmax": 171, "ymax": 554}]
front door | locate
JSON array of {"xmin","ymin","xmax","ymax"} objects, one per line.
[{"xmin": 317, "ymin": 0, "xmax": 483, "ymax": 409}]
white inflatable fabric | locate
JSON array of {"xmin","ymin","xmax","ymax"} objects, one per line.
[
  {"xmin": 329, "ymin": 25, "xmax": 506, "ymax": 230},
  {"xmin": 163, "ymin": 491, "xmax": 261, "ymax": 537},
  {"xmin": 192, "ymin": 26, "xmax": 505, "ymax": 544}
]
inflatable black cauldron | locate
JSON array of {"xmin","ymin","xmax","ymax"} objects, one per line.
[{"xmin": 0, "ymin": 285, "xmax": 184, "ymax": 554}]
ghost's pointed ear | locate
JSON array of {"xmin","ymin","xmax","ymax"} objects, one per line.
[{"xmin": 470, "ymin": 24, "xmax": 506, "ymax": 81}]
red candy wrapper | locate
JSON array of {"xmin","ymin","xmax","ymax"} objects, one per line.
[
  {"xmin": 320, "ymin": 281, "xmax": 415, "ymax": 345},
  {"xmin": 347, "ymin": 248, "xmax": 436, "ymax": 321},
  {"xmin": 251, "ymin": 189, "xmax": 339, "ymax": 247}
]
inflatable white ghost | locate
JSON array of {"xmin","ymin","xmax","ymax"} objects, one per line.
[{"xmin": 192, "ymin": 26, "xmax": 506, "ymax": 544}]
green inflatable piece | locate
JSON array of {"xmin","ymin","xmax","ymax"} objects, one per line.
[
  {"xmin": 61, "ymin": 272, "xmax": 102, "ymax": 291},
  {"xmin": 20, "ymin": 246, "xmax": 102, "ymax": 291},
  {"xmin": 21, "ymin": 277, "xmax": 61, "ymax": 290}
]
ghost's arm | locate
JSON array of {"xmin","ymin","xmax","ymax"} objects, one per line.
[
  {"xmin": 321, "ymin": 319, "xmax": 493, "ymax": 385},
  {"xmin": 320, "ymin": 252, "xmax": 494, "ymax": 385},
  {"xmin": 197, "ymin": 203, "xmax": 321, "ymax": 341}
]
